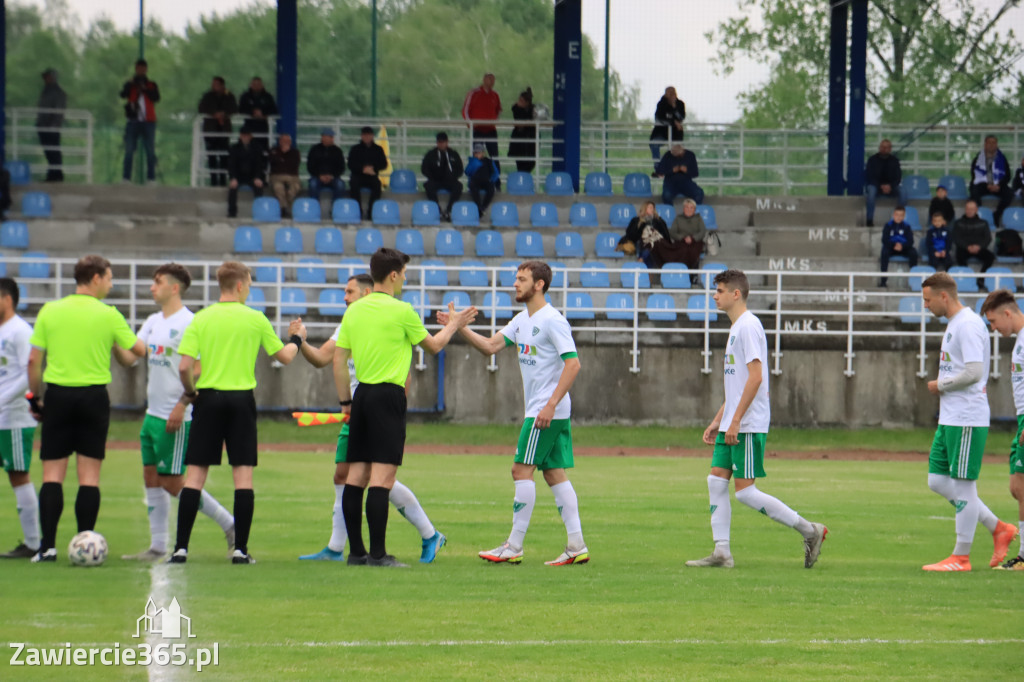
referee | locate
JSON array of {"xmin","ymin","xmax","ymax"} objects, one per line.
[
  {"xmin": 335, "ymin": 247, "xmax": 476, "ymax": 567},
  {"xmin": 27, "ymin": 255, "xmax": 146, "ymax": 562},
  {"xmin": 169, "ymin": 261, "xmax": 304, "ymax": 565}
]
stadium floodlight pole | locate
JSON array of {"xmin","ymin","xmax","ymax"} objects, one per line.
[
  {"xmin": 371, "ymin": 0, "xmax": 378, "ymax": 117},
  {"xmin": 603, "ymin": 0, "xmax": 609, "ymax": 123},
  {"xmin": 138, "ymin": 0, "xmax": 144, "ymax": 59}
]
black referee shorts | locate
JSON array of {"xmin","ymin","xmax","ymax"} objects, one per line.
[
  {"xmin": 185, "ymin": 389, "xmax": 258, "ymax": 468},
  {"xmin": 348, "ymin": 383, "xmax": 407, "ymax": 466},
  {"xmin": 40, "ymin": 384, "xmax": 110, "ymax": 461}
]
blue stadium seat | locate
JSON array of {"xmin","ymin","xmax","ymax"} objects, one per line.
[
  {"xmin": 21, "ymin": 192, "xmax": 51, "ymax": 218},
  {"xmin": 903, "ymin": 174, "xmax": 931, "ymax": 200},
  {"xmin": 442, "ymin": 291, "xmax": 472, "ymax": 309},
  {"xmin": 274, "ymin": 227, "xmax": 303, "ymax": 253},
  {"xmin": 606, "ymin": 293, "xmax": 635, "ymax": 320},
  {"xmin": 899, "ymin": 296, "xmax": 925, "ymax": 324},
  {"xmin": 908, "ymin": 265, "xmax": 934, "ymax": 293},
  {"xmin": 661, "ymin": 263, "xmax": 691, "ymax": 289},
  {"xmin": 620, "ymin": 262, "xmax": 651, "ymax": 289},
  {"xmin": 490, "ymin": 202, "xmax": 520, "ymax": 228},
  {"xmin": 233, "ymin": 226, "xmax": 263, "ymax": 253},
  {"xmin": 506, "ymin": 172, "xmax": 535, "ymax": 196},
  {"xmin": 422, "ymin": 259, "xmax": 448, "ymax": 286},
  {"xmin": 977, "ymin": 207, "xmax": 996, "ymax": 231},
  {"xmin": 395, "ymin": 229, "xmax": 425, "ymax": 256},
  {"xmin": 280, "ymin": 288, "xmax": 308, "ymax": 315},
  {"xmin": 565, "ymin": 292, "xmax": 595, "ymax": 320},
  {"xmin": 701, "ymin": 262, "xmax": 728, "ymax": 289},
  {"xmin": 544, "ymin": 172, "xmax": 574, "ymax": 196},
  {"xmin": 623, "ymin": 173, "xmax": 652, "ymax": 197},
  {"xmin": 475, "ymin": 230, "xmax": 505, "ymax": 257},
  {"xmin": 530, "ymin": 202, "xmax": 559, "ymax": 228},
  {"xmin": 412, "ymin": 200, "xmax": 441, "ymax": 226},
  {"xmin": 451, "ymin": 201, "xmax": 480, "ymax": 227},
  {"xmin": 655, "ymin": 203, "xmax": 675, "ymax": 224},
  {"xmin": 646, "ymin": 293, "xmax": 678, "ymax": 321},
  {"xmin": 595, "ymin": 232, "xmax": 623, "ymax": 259},
  {"xmin": 686, "ymin": 295, "xmax": 718, "ymax": 322},
  {"xmin": 332, "ymin": 198, "xmax": 362, "ymax": 225},
  {"xmin": 356, "ymin": 228, "xmax": 383, "ymax": 255},
  {"xmin": 371, "ymin": 199, "xmax": 401, "ymax": 225},
  {"xmin": 252, "ymin": 197, "xmax": 280, "ymax": 222},
  {"xmin": 948, "ymin": 266, "xmax": 978, "ymax": 293},
  {"xmin": 253, "ymin": 257, "xmax": 283, "ymax": 283},
  {"xmin": 903, "ymin": 206, "xmax": 922, "ymax": 231},
  {"xmin": 696, "ymin": 205, "xmax": 718, "ymax": 229},
  {"xmin": 0, "ymin": 221, "xmax": 29, "ymax": 250},
  {"xmin": 984, "ymin": 267, "xmax": 1017, "ymax": 292},
  {"xmin": 292, "ymin": 198, "xmax": 321, "ymax": 223},
  {"xmin": 5, "ymin": 160, "xmax": 30, "ymax": 186},
  {"xmin": 939, "ymin": 175, "xmax": 968, "ymax": 201},
  {"xmin": 247, "ymin": 287, "xmax": 267, "ymax": 313},
  {"xmin": 975, "ymin": 298, "xmax": 989, "ymax": 322},
  {"xmin": 499, "ymin": 261, "xmax": 519, "ymax": 288},
  {"xmin": 313, "ymin": 227, "xmax": 344, "ymax": 254},
  {"xmin": 389, "ymin": 169, "xmax": 418, "ymax": 194},
  {"xmin": 584, "ymin": 172, "xmax": 613, "ymax": 197},
  {"xmin": 1004, "ymin": 207, "xmax": 1024, "ymax": 232},
  {"xmin": 483, "ymin": 291, "xmax": 515, "ymax": 319},
  {"xmin": 435, "ymin": 229, "xmax": 465, "ymax": 256},
  {"xmin": 516, "ymin": 231, "xmax": 545, "ymax": 258},
  {"xmin": 609, "ymin": 203, "xmax": 637, "ymax": 229},
  {"xmin": 296, "ymin": 258, "xmax": 326, "ymax": 284},
  {"xmin": 458, "ymin": 260, "xmax": 488, "ymax": 288},
  {"xmin": 569, "ymin": 202, "xmax": 598, "ymax": 228},
  {"xmin": 18, "ymin": 252, "xmax": 50, "ymax": 279},
  {"xmin": 337, "ymin": 258, "xmax": 368, "ymax": 281},
  {"xmin": 555, "ymin": 231, "xmax": 584, "ymax": 258},
  {"xmin": 318, "ymin": 289, "xmax": 346, "ymax": 316},
  {"xmin": 579, "ymin": 262, "xmax": 610, "ymax": 288},
  {"xmin": 549, "ymin": 261, "xmax": 567, "ymax": 289},
  {"xmin": 401, "ymin": 291, "xmax": 428, "ymax": 316}
]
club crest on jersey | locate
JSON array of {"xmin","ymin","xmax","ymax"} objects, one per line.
[
  {"xmin": 532, "ymin": 326, "xmax": 540, "ymax": 337},
  {"xmin": 946, "ymin": 333, "xmax": 951, "ymax": 342},
  {"xmin": 729, "ymin": 335, "xmax": 735, "ymax": 346},
  {"xmin": 170, "ymin": 329, "xmax": 179, "ymax": 338}
]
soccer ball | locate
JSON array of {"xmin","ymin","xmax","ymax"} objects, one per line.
[{"xmin": 68, "ymin": 531, "xmax": 108, "ymax": 567}]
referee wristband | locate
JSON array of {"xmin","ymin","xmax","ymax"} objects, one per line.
[
  {"xmin": 339, "ymin": 400, "xmax": 352, "ymax": 407},
  {"xmin": 289, "ymin": 334, "xmax": 303, "ymax": 348}
]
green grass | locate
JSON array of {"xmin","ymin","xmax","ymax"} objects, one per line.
[{"xmin": 2, "ymin": 448, "xmax": 1022, "ymax": 680}]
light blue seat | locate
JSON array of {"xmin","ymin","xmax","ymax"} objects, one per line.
[
  {"xmin": 253, "ymin": 257, "xmax": 283, "ymax": 283},
  {"xmin": 696, "ymin": 205, "xmax": 717, "ymax": 229},
  {"xmin": 247, "ymin": 287, "xmax": 267, "ymax": 313},
  {"xmin": 292, "ymin": 198, "xmax": 321, "ymax": 223},
  {"xmin": 701, "ymin": 262, "xmax": 728, "ymax": 289},
  {"xmin": 516, "ymin": 231, "xmax": 545, "ymax": 258},
  {"xmin": 565, "ymin": 292, "xmax": 595, "ymax": 320},
  {"xmin": 623, "ymin": 173, "xmax": 651, "ymax": 197},
  {"xmin": 371, "ymin": 199, "xmax": 401, "ymax": 226},
  {"xmin": 555, "ymin": 231, "xmax": 584, "ymax": 258},
  {"xmin": 620, "ymin": 262, "xmax": 651, "ymax": 289},
  {"xmin": 394, "ymin": 229, "xmax": 425, "ymax": 256},
  {"xmin": 274, "ymin": 227, "xmax": 303, "ymax": 254},
  {"xmin": 318, "ymin": 289, "xmax": 346, "ymax": 316},
  {"xmin": 903, "ymin": 174, "xmax": 931, "ymax": 200},
  {"xmin": 686, "ymin": 295, "xmax": 719, "ymax": 322},
  {"xmin": 491, "ymin": 202, "xmax": 520, "ymax": 228},
  {"xmin": 18, "ymin": 252, "xmax": 50, "ymax": 279},
  {"xmin": 21, "ymin": 192, "xmax": 51, "ymax": 218},
  {"xmin": 570, "ymin": 202, "xmax": 598, "ymax": 228},
  {"xmin": 530, "ymin": 202, "xmax": 559, "ymax": 228},
  {"xmin": 939, "ymin": 175, "xmax": 968, "ymax": 201},
  {"xmin": 314, "ymin": 227, "xmax": 344, "ymax": 254},
  {"xmin": 975, "ymin": 297, "xmax": 989, "ymax": 321},
  {"xmin": 458, "ymin": 260, "xmax": 488, "ymax": 288},
  {"xmin": 661, "ymin": 263, "xmax": 691, "ymax": 289},
  {"xmin": 435, "ymin": 229, "xmax": 465, "ymax": 257},
  {"xmin": 442, "ymin": 291, "xmax": 472, "ymax": 309},
  {"xmin": 233, "ymin": 226, "xmax": 263, "ymax": 253},
  {"xmin": 606, "ymin": 293, "xmax": 635, "ymax": 320},
  {"xmin": 579, "ymin": 262, "xmax": 610, "ymax": 288},
  {"xmin": 337, "ymin": 258, "xmax": 368, "ymax": 281},
  {"xmin": 908, "ymin": 265, "xmax": 935, "ymax": 292},
  {"xmin": 584, "ymin": 172, "xmax": 613, "ymax": 197},
  {"xmin": 252, "ymin": 197, "xmax": 280, "ymax": 222},
  {"xmin": 899, "ymin": 296, "xmax": 925, "ymax": 324},
  {"xmin": 656, "ymin": 203, "xmax": 675, "ymax": 224},
  {"xmin": 451, "ymin": 201, "xmax": 480, "ymax": 227},
  {"xmin": 984, "ymin": 267, "xmax": 1017, "ymax": 292},
  {"xmin": 5, "ymin": 160, "xmax": 30, "ymax": 186},
  {"xmin": 499, "ymin": 261, "xmax": 519, "ymax": 288},
  {"xmin": 332, "ymin": 198, "xmax": 362, "ymax": 225},
  {"xmin": 506, "ymin": 172, "xmax": 535, "ymax": 196},
  {"xmin": 0, "ymin": 221, "xmax": 29, "ymax": 250},
  {"xmin": 412, "ymin": 200, "xmax": 441, "ymax": 226},
  {"xmin": 646, "ymin": 293, "xmax": 678, "ymax": 321},
  {"xmin": 549, "ymin": 261, "xmax": 567, "ymax": 289},
  {"xmin": 609, "ymin": 203, "xmax": 636, "ymax": 229},
  {"xmin": 483, "ymin": 291, "xmax": 515, "ymax": 319},
  {"xmin": 422, "ymin": 259, "xmax": 448, "ymax": 287},
  {"xmin": 475, "ymin": 230, "xmax": 505, "ymax": 257},
  {"xmin": 977, "ymin": 207, "xmax": 996, "ymax": 231},
  {"xmin": 389, "ymin": 169, "xmax": 417, "ymax": 194},
  {"xmin": 948, "ymin": 266, "xmax": 978, "ymax": 293},
  {"xmin": 280, "ymin": 288, "xmax": 307, "ymax": 315},
  {"xmin": 296, "ymin": 258, "xmax": 326, "ymax": 284},
  {"xmin": 355, "ymin": 228, "xmax": 383, "ymax": 255},
  {"xmin": 401, "ymin": 291, "xmax": 428, "ymax": 316},
  {"xmin": 1004, "ymin": 207, "xmax": 1024, "ymax": 231},
  {"xmin": 595, "ymin": 232, "xmax": 623, "ymax": 259},
  {"xmin": 903, "ymin": 206, "xmax": 922, "ymax": 231},
  {"xmin": 544, "ymin": 172, "xmax": 574, "ymax": 196}
]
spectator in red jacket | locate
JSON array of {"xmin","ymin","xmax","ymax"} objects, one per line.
[
  {"xmin": 462, "ymin": 73, "xmax": 503, "ymax": 186},
  {"xmin": 120, "ymin": 59, "xmax": 160, "ymax": 183}
]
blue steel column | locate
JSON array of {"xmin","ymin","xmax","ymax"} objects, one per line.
[
  {"xmin": 1, "ymin": 0, "xmax": 6, "ymax": 164},
  {"xmin": 552, "ymin": 0, "xmax": 582, "ymax": 191},
  {"xmin": 827, "ymin": 1, "xmax": 848, "ymax": 196},
  {"xmin": 846, "ymin": 0, "xmax": 868, "ymax": 196},
  {"xmin": 276, "ymin": 0, "xmax": 298, "ymax": 139}
]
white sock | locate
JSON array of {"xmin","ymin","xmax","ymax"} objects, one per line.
[
  {"xmin": 735, "ymin": 485, "xmax": 814, "ymax": 538},
  {"xmin": 929, "ymin": 473, "xmax": 997, "ymax": 532},
  {"xmin": 146, "ymin": 487, "xmax": 170, "ymax": 553},
  {"xmin": 952, "ymin": 479, "xmax": 980, "ymax": 556},
  {"xmin": 975, "ymin": 499, "xmax": 998, "ymax": 533},
  {"xmin": 13, "ymin": 483, "xmax": 39, "ymax": 550},
  {"xmin": 199, "ymin": 489, "xmax": 234, "ymax": 531},
  {"xmin": 707, "ymin": 475, "xmax": 731, "ymax": 555},
  {"xmin": 550, "ymin": 480, "xmax": 584, "ymax": 550},
  {"xmin": 507, "ymin": 479, "xmax": 536, "ymax": 550},
  {"xmin": 1018, "ymin": 521, "xmax": 1024, "ymax": 559},
  {"xmin": 328, "ymin": 484, "xmax": 347, "ymax": 553},
  {"xmin": 389, "ymin": 480, "xmax": 435, "ymax": 540}
]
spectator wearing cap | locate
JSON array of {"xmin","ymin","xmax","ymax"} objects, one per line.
[
  {"xmin": 863, "ymin": 139, "xmax": 908, "ymax": 227},
  {"xmin": 969, "ymin": 135, "xmax": 1013, "ymax": 226},
  {"xmin": 465, "ymin": 143, "xmax": 499, "ymax": 216},
  {"xmin": 928, "ymin": 184, "xmax": 955, "ymax": 225},
  {"xmin": 198, "ymin": 76, "xmax": 238, "ymax": 187},
  {"xmin": 462, "ymin": 73, "xmax": 503, "ymax": 186},
  {"xmin": 37, "ymin": 68, "xmax": 66, "ymax": 182},
  {"xmin": 268, "ymin": 133, "xmax": 302, "ymax": 218},
  {"xmin": 421, "ymin": 132, "xmax": 464, "ymax": 222},
  {"xmin": 226, "ymin": 126, "xmax": 267, "ymax": 218},
  {"xmin": 307, "ymin": 127, "xmax": 347, "ymax": 202},
  {"xmin": 347, "ymin": 126, "xmax": 388, "ymax": 220}
]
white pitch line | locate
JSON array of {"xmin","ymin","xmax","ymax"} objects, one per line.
[
  {"xmin": 228, "ymin": 637, "xmax": 1024, "ymax": 649},
  {"xmin": 147, "ymin": 560, "xmax": 182, "ymax": 682}
]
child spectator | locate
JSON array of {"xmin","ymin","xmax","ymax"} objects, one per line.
[
  {"xmin": 879, "ymin": 206, "xmax": 917, "ymax": 287},
  {"xmin": 924, "ymin": 212, "xmax": 953, "ymax": 272},
  {"xmin": 928, "ymin": 185, "xmax": 955, "ymax": 225}
]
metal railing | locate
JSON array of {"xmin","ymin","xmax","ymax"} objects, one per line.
[{"xmin": 3, "ymin": 108, "xmax": 94, "ymax": 183}]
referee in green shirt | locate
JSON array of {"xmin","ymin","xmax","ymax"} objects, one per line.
[
  {"xmin": 335, "ymin": 247, "xmax": 476, "ymax": 567},
  {"xmin": 27, "ymin": 255, "xmax": 146, "ymax": 562},
  {"xmin": 169, "ymin": 261, "xmax": 304, "ymax": 565}
]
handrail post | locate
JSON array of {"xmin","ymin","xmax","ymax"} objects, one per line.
[
  {"xmin": 700, "ymin": 269, "xmax": 713, "ymax": 375},
  {"xmin": 487, "ymin": 264, "xmax": 498, "ymax": 373},
  {"xmin": 843, "ymin": 273, "xmax": 856, "ymax": 377},
  {"xmin": 629, "ymin": 270, "xmax": 640, "ymax": 374},
  {"xmin": 772, "ymin": 271, "xmax": 783, "ymax": 376}
]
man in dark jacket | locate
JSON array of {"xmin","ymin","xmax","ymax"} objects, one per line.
[
  {"xmin": 649, "ymin": 86, "xmax": 685, "ymax": 172},
  {"xmin": 307, "ymin": 128, "xmax": 346, "ymax": 202},
  {"xmin": 268, "ymin": 134, "xmax": 302, "ymax": 218},
  {"xmin": 465, "ymin": 143, "xmax": 499, "ymax": 216},
  {"xmin": 119, "ymin": 59, "xmax": 160, "ymax": 183},
  {"xmin": 864, "ymin": 139, "xmax": 908, "ymax": 227},
  {"xmin": 198, "ymin": 76, "xmax": 238, "ymax": 187},
  {"xmin": 226, "ymin": 127, "xmax": 267, "ymax": 218},
  {"xmin": 238, "ymin": 77, "xmax": 278, "ymax": 152},
  {"xmin": 657, "ymin": 144, "xmax": 704, "ymax": 205},
  {"xmin": 878, "ymin": 206, "xmax": 917, "ymax": 288},
  {"xmin": 348, "ymin": 126, "xmax": 388, "ymax": 219},
  {"xmin": 928, "ymin": 185, "xmax": 955, "ymax": 225},
  {"xmin": 969, "ymin": 135, "xmax": 1013, "ymax": 226},
  {"xmin": 421, "ymin": 132, "xmax": 464, "ymax": 221},
  {"xmin": 953, "ymin": 199, "xmax": 995, "ymax": 290},
  {"xmin": 36, "ymin": 68, "xmax": 66, "ymax": 182}
]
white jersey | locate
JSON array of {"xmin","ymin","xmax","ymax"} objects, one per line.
[
  {"xmin": 1012, "ymin": 333, "xmax": 1024, "ymax": 416},
  {"xmin": 938, "ymin": 307, "xmax": 990, "ymax": 427},
  {"xmin": 0, "ymin": 315, "xmax": 36, "ymax": 429},
  {"xmin": 330, "ymin": 327, "xmax": 359, "ymax": 396},
  {"xmin": 500, "ymin": 304, "xmax": 577, "ymax": 420},
  {"xmin": 721, "ymin": 311, "xmax": 770, "ymax": 433},
  {"xmin": 138, "ymin": 307, "xmax": 194, "ymax": 421}
]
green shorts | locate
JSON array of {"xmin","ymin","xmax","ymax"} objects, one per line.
[
  {"xmin": 0, "ymin": 427, "xmax": 35, "ymax": 473},
  {"xmin": 711, "ymin": 432, "xmax": 767, "ymax": 479},
  {"xmin": 929, "ymin": 424, "xmax": 987, "ymax": 481},
  {"xmin": 139, "ymin": 414, "xmax": 190, "ymax": 476},
  {"xmin": 514, "ymin": 418, "xmax": 574, "ymax": 471},
  {"xmin": 1010, "ymin": 415, "xmax": 1024, "ymax": 476},
  {"xmin": 335, "ymin": 422, "xmax": 349, "ymax": 464}
]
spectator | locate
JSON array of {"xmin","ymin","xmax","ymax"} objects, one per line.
[
  {"xmin": 421, "ymin": 132, "xmax": 463, "ymax": 222},
  {"xmin": 0, "ymin": 165, "xmax": 10, "ymax": 216},
  {"xmin": 649, "ymin": 86, "xmax": 685, "ymax": 173},
  {"xmin": 953, "ymin": 199, "xmax": 995, "ymax": 290},
  {"xmin": 268, "ymin": 133, "xmax": 302, "ymax": 218},
  {"xmin": 462, "ymin": 73, "xmax": 502, "ymax": 185},
  {"xmin": 306, "ymin": 127, "xmax": 347, "ymax": 202},
  {"xmin": 1012, "ymin": 155, "xmax": 1024, "ymax": 203},
  {"xmin": 879, "ymin": 206, "xmax": 917, "ymax": 288},
  {"xmin": 652, "ymin": 198, "xmax": 706, "ymax": 284},
  {"xmin": 197, "ymin": 76, "xmax": 238, "ymax": 188},
  {"xmin": 928, "ymin": 184, "xmax": 955, "ymax": 225},
  {"xmin": 617, "ymin": 201, "xmax": 670, "ymax": 269},
  {"xmin": 238, "ymin": 77, "xmax": 278, "ymax": 152},
  {"xmin": 508, "ymin": 87, "xmax": 537, "ymax": 173},
  {"xmin": 119, "ymin": 59, "xmax": 160, "ymax": 184},
  {"xmin": 657, "ymin": 144, "xmax": 704, "ymax": 205},
  {"xmin": 226, "ymin": 127, "xmax": 266, "ymax": 219},
  {"xmin": 863, "ymin": 139, "xmax": 907, "ymax": 227},
  {"xmin": 347, "ymin": 126, "xmax": 388, "ymax": 220},
  {"xmin": 924, "ymin": 212, "xmax": 953, "ymax": 272},
  {"xmin": 465, "ymin": 143, "xmax": 499, "ymax": 216},
  {"xmin": 970, "ymin": 135, "xmax": 1013, "ymax": 226},
  {"xmin": 36, "ymin": 68, "xmax": 66, "ymax": 182}
]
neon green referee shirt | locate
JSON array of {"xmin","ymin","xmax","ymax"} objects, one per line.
[
  {"xmin": 177, "ymin": 302, "xmax": 284, "ymax": 391},
  {"xmin": 336, "ymin": 292, "xmax": 428, "ymax": 387}
]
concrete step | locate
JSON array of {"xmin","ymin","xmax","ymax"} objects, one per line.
[
  {"xmin": 752, "ymin": 210, "xmax": 859, "ymax": 228},
  {"xmin": 757, "ymin": 226, "xmax": 872, "ymax": 258}
]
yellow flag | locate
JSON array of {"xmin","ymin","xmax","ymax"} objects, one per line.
[{"xmin": 378, "ymin": 125, "xmax": 393, "ymax": 189}]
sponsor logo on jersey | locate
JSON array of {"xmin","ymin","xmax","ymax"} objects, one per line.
[
  {"xmin": 518, "ymin": 344, "xmax": 538, "ymax": 356},
  {"xmin": 1014, "ymin": 363, "xmax": 1024, "ymax": 372},
  {"xmin": 940, "ymin": 351, "xmax": 952, "ymax": 362}
]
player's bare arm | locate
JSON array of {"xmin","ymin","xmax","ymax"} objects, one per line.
[
  {"xmin": 439, "ymin": 309, "xmax": 507, "ymax": 356},
  {"xmin": 419, "ymin": 301, "xmax": 478, "ymax": 355},
  {"xmin": 166, "ymin": 360, "xmax": 200, "ymax": 434},
  {"xmin": 271, "ymin": 320, "xmax": 307, "ymax": 365},
  {"xmin": 535, "ymin": 357, "xmax": 580, "ymax": 430},
  {"xmin": 333, "ymin": 346, "xmax": 352, "ymax": 415},
  {"xmin": 703, "ymin": 403, "xmax": 726, "ymax": 445},
  {"xmin": 27, "ymin": 347, "xmax": 44, "ymax": 418},
  {"xmin": 725, "ymin": 359, "xmax": 762, "ymax": 445},
  {"xmin": 290, "ymin": 317, "xmax": 335, "ymax": 367},
  {"xmin": 112, "ymin": 338, "xmax": 146, "ymax": 367}
]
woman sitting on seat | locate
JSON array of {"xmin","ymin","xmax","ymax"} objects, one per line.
[{"xmin": 616, "ymin": 200, "xmax": 670, "ymax": 268}]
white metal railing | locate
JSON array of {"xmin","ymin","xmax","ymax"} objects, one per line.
[{"xmin": 4, "ymin": 107, "xmax": 94, "ymax": 183}]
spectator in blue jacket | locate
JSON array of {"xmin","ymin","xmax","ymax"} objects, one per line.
[
  {"xmin": 879, "ymin": 206, "xmax": 917, "ymax": 287},
  {"xmin": 924, "ymin": 212, "xmax": 953, "ymax": 272},
  {"xmin": 466, "ymin": 143, "xmax": 499, "ymax": 216},
  {"xmin": 657, "ymin": 144, "xmax": 704, "ymax": 205},
  {"xmin": 969, "ymin": 135, "xmax": 1013, "ymax": 226},
  {"xmin": 864, "ymin": 139, "xmax": 908, "ymax": 227}
]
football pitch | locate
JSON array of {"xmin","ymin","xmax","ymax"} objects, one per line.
[{"xmin": 1, "ymin": 422, "xmax": 1022, "ymax": 680}]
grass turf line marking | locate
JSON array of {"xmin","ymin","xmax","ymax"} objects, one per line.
[
  {"xmin": 147, "ymin": 559, "xmax": 182, "ymax": 681},
  {"xmin": 240, "ymin": 638, "xmax": 1024, "ymax": 649}
]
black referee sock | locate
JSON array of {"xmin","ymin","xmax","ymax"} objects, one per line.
[
  {"xmin": 175, "ymin": 487, "xmax": 202, "ymax": 552},
  {"xmin": 39, "ymin": 482, "xmax": 63, "ymax": 552},
  {"xmin": 342, "ymin": 485, "xmax": 367, "ymax": 557},
  {"xmin": 75, "ymin": 485, "xmax": 101, "ymax": 532},
  {"xmin": 366, "ymin": 486, "xmax": 390, "ymax": 560},
  {"xmin": 233, "ymin": 489, "xmax": 254, "ymax": 555}
]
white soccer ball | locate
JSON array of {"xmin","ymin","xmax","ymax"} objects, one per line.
[{"xmin": 68, "ymin": 530, "xmax": 108, "ymax": 567}]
